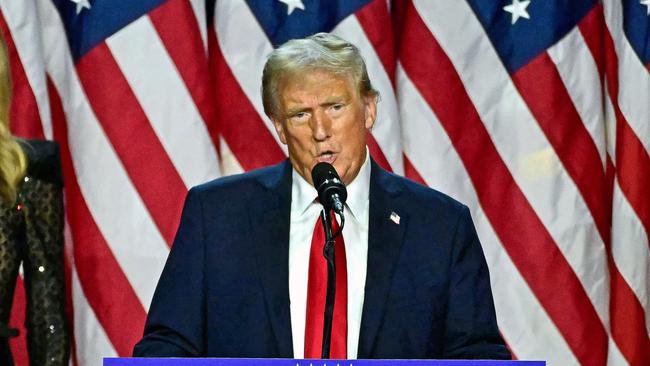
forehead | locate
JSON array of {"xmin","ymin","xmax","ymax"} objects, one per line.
[{"xmin": 279, "ymin": 69, "xmax": 357, "ymax": 102}]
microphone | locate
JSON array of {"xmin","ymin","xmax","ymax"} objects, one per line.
[
  {"xmin": 311, "ymin": 162, "xmax": 347, "ymax": 215},
  {"xmin": 311, "ymin": 162, "xmax": 346, "ymax": 359}
]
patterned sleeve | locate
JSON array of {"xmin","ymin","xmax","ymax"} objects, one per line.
[
  {"xmin": 22, "ymin": 145, "xmax": 70, "ymax": 366},
  {"xmin": 0, "ymin": 183, "xmax": 23, "ymax": 363}
]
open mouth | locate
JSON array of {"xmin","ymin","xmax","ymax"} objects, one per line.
[{"xmin": 316, "ymin": 151, "xmax": 337, "ymax": 164}]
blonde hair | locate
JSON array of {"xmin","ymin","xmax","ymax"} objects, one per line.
[
  {"xmin": 0, "ymin": 34, "xmax": 27, "ymax": 204},
  {"xmin": 261, "ymin": 32, "xmax": 378, "ymax": 118}
]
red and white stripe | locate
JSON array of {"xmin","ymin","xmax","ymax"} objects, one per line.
[
  {"xmin": 397, "ymin": 0, "xmax": 648, "ymax": 365},
  {"xmin": 602, "ymin": 1, "xmax": 650, "ymax": 365},
  {"xmin": 0, "ymin": 0, "xmax": 50, "ymax": 138},
  {"xmin": 3, "ymin": 0, "xmax": 217, "ymax": 363},
  {"xmin": 2, "ymin": 0, "xmax": 648, "ymax": 365}
]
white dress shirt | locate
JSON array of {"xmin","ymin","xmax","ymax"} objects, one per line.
[{"xmin": 289, "ymin": 152, "xmax": 370, "ymax": 359}]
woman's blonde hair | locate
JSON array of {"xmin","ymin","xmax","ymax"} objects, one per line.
[{"xmin": 0, "ymin": 34, "xmax": 27, "ymax": 204}]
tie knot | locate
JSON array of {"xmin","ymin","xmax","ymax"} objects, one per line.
[{"xmin": 313, "ymin": 197, "xmax": 340, "ymax": 222}]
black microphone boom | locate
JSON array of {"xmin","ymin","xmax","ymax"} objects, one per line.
[{"xmin": 311, "ymin": 162, "xmax": 347, "ymax": 215}]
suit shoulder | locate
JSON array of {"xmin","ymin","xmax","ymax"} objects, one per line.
[{"xmin": 189, "ymin": 161, "xmax": 286, "ymax": 198}]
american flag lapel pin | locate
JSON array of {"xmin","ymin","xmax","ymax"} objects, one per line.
[{"xmin": 389, "ymin": 211, "xmax": 400, "ymax": 225}]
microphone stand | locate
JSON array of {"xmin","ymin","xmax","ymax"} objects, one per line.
[{"xmin": 319, "ymin": 208, "xmax": 344, "ymax": 359}]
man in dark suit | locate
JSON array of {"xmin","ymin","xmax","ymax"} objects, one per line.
[{"xmin": 133, "ymin": 33, "xmax": 510, "ymax": 360}]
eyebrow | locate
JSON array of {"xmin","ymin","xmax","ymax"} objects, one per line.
[
  {"xmin": 284, "ymin": 94, "xmax": 350, "ymax": 116},
  {"xmin": 323, "ymin": 95, "xmax": 348, "ymax": 104},
  {"xmin": 285, "ymin": 107, "xmax": 309, "ymax": 117}
]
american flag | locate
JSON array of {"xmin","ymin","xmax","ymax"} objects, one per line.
[{"xmin": 1, "ymin": 0, "xmax": 648, "ymax": 365}]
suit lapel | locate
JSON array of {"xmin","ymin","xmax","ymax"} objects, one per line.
[
  {"xmin": 247, "ymin": 159, "xmax": 407, "ymax": 357},
  {"xmin": 358, "ymin": 160, "xmax": 408, "ymax": 357},
  {"xmin": 249, "ymin": 161, "xmax": 294, "ymax": 357}
]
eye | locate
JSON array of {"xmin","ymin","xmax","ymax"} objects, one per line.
[
  {"xmin": 289, "ymin": 111, "xmax": 310, "ymax": 123},
  {"xmin": 328, "ymin": 103, "xmax": 346, "ymax": 117}
]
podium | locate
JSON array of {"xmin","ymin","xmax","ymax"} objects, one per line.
[{"xmin": 105, "ymin": 359, "xmax": 544, "ymax": 366}]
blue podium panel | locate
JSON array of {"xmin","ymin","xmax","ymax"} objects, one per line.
[{"xmin": 105, "ymin": 359, "xmax": 545, "ymax": 366}]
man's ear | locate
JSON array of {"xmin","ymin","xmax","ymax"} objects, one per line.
[
  {"xmin": 364, "ymin": 94, "xmax": 378, "ymax": 130},
  {"xmin": 272, "ymin": 117, "xmax": 288, "ymax": 145}
]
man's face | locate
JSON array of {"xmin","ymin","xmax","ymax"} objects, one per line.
[{"xmin": 272, "ymin": 69, "xmax": 377, "ymax": 186}]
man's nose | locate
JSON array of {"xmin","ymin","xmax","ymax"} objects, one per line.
[{"xmin": 311, "ymin": 110, "xmax": 331, "ymax": 141}]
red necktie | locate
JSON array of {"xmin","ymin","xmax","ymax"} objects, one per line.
[{"xmin": 304, "ymin": 210, "xmax": 347, "ymax": 359}]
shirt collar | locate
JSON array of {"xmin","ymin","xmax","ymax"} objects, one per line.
[
  {"xmin": 291, "ymin": 165, "xmax": 317, "ymax": 216},
  {"xmin": 290, "ymin": 148, "xmax": 371, "ymax": 219},
  {"xmin": 345, "ymin": 149, "xmax": 370, "ymax": 220}
]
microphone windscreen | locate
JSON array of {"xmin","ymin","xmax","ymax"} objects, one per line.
[
  {"xmin": 311, "ymin": 162, "xmax": 347, "ymax": 208},
  {"xmin": 311, "ymin": 162, "xmax": 337, "ymax": 188}
]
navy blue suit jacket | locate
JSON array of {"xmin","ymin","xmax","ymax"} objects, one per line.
[{"xmin": 133, "ymin": 160, "xmax": 510, "ymax": 359}]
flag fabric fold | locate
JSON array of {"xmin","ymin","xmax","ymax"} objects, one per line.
[{"xmin": 1, "ymin": 1, "xmax": 647, "ymax": 365}]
